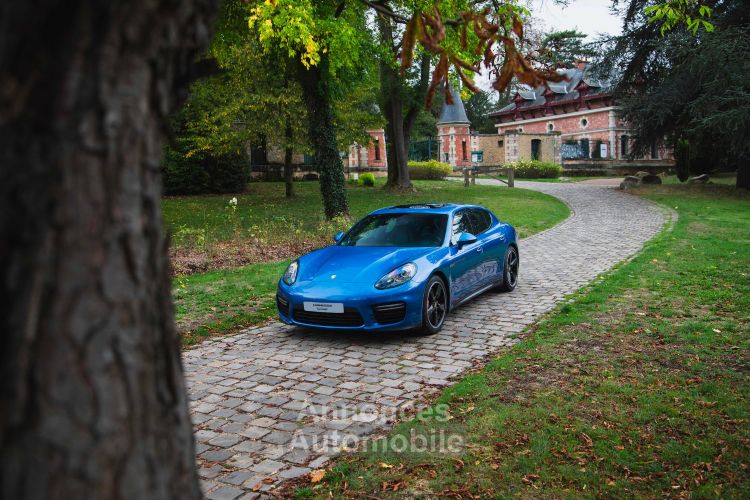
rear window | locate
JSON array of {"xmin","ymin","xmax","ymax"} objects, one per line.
[{"xmin": 340, "ymin": 213, "xmax": 448, "ymax": 247}]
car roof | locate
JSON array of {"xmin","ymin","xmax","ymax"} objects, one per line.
[{"xmin": 370, "ymin": 203, "xmax": 487, "ymax": 215}]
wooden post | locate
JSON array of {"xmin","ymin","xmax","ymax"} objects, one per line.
[
  {"xmin": 508, "ymin": 167, "xmax": 515, "ymax": 188},
  {"xmin": 470, "ymin": 169, "xmax": 476, "ymax": 185},
  {"xmin": 463, "ymin": 168, "xmax": 470, "ymax": 187}
]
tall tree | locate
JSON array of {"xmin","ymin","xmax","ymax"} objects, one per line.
[
  {"xmin": 0, "ymin": 0, "xmax": 216, "ymax": 497},
  {"xmin": 538, "ymin": 29, "xmax": 597, "ymax": 68},
  {"xmin": 601, "ymin": 0, "xmax": 750, "ymax": 188},
  {"xmin": 465, "ymin": 90, "xmax": 499, "ymax": 133}
]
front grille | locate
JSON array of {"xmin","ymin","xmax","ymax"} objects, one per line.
[
  {"xmin": 372, "ymin": 302, "xmax": 406, "ymax": 324},
  {"xmin": 292, "ymin": 305, "xmax": 364, "ymax": 327},
  {"xmin": 277, "ymin": 295, "xmax": 290, "ymax": 317}
]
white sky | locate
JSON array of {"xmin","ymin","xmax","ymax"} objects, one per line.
[{"xmin": 476, "ymin": 0, "xmax": 623, "ymax": 92}]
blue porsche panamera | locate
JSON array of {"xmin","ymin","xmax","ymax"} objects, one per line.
[{"xmin": 276, "ymin": 203, "xmax": 519, "ymax": 335}]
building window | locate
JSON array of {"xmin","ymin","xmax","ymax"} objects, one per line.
[
  {"xmin": 547, "ymin": 123, "xmax": 554, "ymax": 132},
  {"xmin": 531, "ymin": 139, "xmax": 541, "ymax": 160},
  {"xmin": 443, "ymin": 152, "xmax": 449, "ymax": 162},
  {"xmin": 517, "ymin": 127, "xmax": 524, "ymax": 133},
  {"xmin": 374, "ymin": 139, "xmax": 380, "ymax": 161},
  {"xmin": 498, "ymin": 140, "xmax": 504, "ymax": 148},
  {"xmin": 579, "ymin": 138, "xmax": 590, "ymax": 158},
  {"xmin": 650, "ymin": 141, "xmax": 659, "ymax": 159},
  {"xmin": 620, "ymin": 135, "xmax": 629, "ymax": 158},
  {"xmin": 580, "ymin": 118, "xmax": 589, "ymax": 128},
  {"xmin": 462, "ymin": 140, "xmax": 468, "ymax": 161}
]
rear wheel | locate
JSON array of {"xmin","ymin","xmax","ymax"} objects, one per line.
[
  {"xmin": 419, "ymin": 276, "xmax": 447, "ymax": 335},
  {"xmin": 498, "ymin": 245, "xmax": 519, "ymax": 292}
]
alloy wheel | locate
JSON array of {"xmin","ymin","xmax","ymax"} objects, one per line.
[
  {"xmin": 507, "ymin": 247, "xmax": 519, "ymax": 287},
  {"xmin": 426, "ymin": 280, "xmax": 447, "ymax": 329}
]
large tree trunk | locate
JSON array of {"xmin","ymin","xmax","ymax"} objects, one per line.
[
  {"xmin": 377, "ymin": 11, "xmax": 412, "ymax": 190},
  {"xmin": 0, "ymin": 1, "xmax": 215, "ymax": 498},
  {"xmin": 298, "ymin": 55, "xmax": 349, "ymax": 218},
  {"xmin": 737, "ymin": 153, "xmax": 750, "ymax": 190}
]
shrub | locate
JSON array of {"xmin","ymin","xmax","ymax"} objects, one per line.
[
  {"xmin": 162, "ymin": 146, "xmax": 250, "ymax": 195},
  {"xmin": 408, "ymin": 160, "xmax": 452, "ymax": 180},
  {"xmin": 507, "ymin": 159, "xmax": 562, "ymax": 179},
  {"xmin": 359, "ymin": 172, "xmax": 376, "ymax": 187}
]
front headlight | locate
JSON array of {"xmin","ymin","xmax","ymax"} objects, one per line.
[
  {"xmin": 375, "ymin": 262, "xmax": 417, "ymax": 289},
  {"xmin": 283, "ymin": 260, "xmax": 299, "ymax": 285}
]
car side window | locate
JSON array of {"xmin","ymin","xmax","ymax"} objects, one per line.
[
  {"xmin": 451, "ymin": 209, "xmax": 475, "ymax": 245},
  {"xmin": 468, "ymin": 209, "xmax": 492, "ymax": 235}
]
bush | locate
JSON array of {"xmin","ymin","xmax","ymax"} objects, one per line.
[
  {"xmin": 359, "ymin": 172, "xmax": 376, "ymax": 187},
  {"xmin": 507, "ymin": 159, "xmax": 562, "ymax": 179},
  {"xmin": 408, "ymin": 160, "xmax": 452, "ymax": 180},
  {"xmin": 162, "ymin": 146, "xmax": 250, "ymax": 195}
]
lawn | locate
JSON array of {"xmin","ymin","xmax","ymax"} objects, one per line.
[
  {"xmin": 287, "ymin": 184, "xmax": 750, "ymax": 498},
  {"xmin": 170, "ymin": 179, "xmax": 570, "ymax": 345}
]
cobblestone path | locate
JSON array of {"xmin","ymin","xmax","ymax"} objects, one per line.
[{"xmin": 184, "ymin": 182, "xmax": 668, "ymax": 499}]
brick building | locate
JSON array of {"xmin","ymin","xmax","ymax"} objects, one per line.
[
  {"xmin": 488, "ymin": 63, "xmax": 672, "ymax": 167},
  {"xmin": 348, "ymin": 129, "xmax": 387, "ymax": 172},
  {"xmin": 436, "ymin": 88, "xmax": 473, "ymax": 168}
]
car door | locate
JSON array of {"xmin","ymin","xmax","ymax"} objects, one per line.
[
  {"xmin": 467, "ymin": 208, "xmax": 507, "ymax": 289},
  {"xmin": 447, "ymin": 209, "xmax": 485, "ymax": 306}
]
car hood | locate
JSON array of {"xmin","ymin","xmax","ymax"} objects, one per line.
[{"xmin": 298, "ymin": 245, "xmax": 434, "ymax": 284}]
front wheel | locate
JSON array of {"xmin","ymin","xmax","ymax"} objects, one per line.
[
  {"xmin": 497, "ymin": 245, "xmax": 519, "ymax": 292},
  {"xmin": 418, "ymin": 275, "xmax": 447, "ymax": 335}
]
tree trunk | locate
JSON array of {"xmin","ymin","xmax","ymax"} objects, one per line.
[
  {"xmin": 297, "ymin": 55, "xmax": 349, "ymax": 218},
  {"xmin": 402, "ymin": 54, "xmax": 432, "ymax": 162},
  {"xmin": 377, "ymin": 10, "xmax": 412, "ymax": 190},
  {"xmin": 737, "ymin": 151, "xmax": 750, "ymax": 190},
  {"xmin": 0, "ymin": 1, "xmax": 215, "ymax": 498},
  {"xmin": 284, "ymin": 120, "xmax": 295, "ymax": 198}
]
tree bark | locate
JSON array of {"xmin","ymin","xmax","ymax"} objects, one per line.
[
  {"xmin": 284, "ymin": 119, "xmax": 295, "ymax": 198},
  {"xmin": 0, "ymin": 1, "xmax": 215, "ymax": 498},
  {"xmin": 297, "ymin": 55, "xmax": 349, "ymax": 218},
  {"xmin": 737, "ymin": 152, "xmax": 750, "ymax": 190},
  {"xmin": 377, "ymin": 10, "xmax": 412, "ymax": 190}
]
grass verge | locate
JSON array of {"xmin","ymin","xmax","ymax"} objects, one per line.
[
  {"xmin": 163, "ymin": 179, "xmax": 569, "ymax": 274},
  {"xmin": 287, "ymin": 184, "xmax": 750, "ymax": 498}
]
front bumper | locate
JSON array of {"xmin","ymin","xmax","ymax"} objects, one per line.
[{"xmin": 276, "ymin": 279, "xmax": 425, "ymax": 331}]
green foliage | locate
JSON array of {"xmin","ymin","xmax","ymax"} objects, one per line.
[
  {"xmin": 539, "ymin": 29, "xmax": 596, "ymax": 68},
  {"xmin": 358, "ymin": 172, "xmax": 376, "ymax": 187},
  {"xmin": 408, "ymin": 160, "xmax": 452, "ymax": 180},
  {"xmin": 464, "ymin": 90, "xmax": 499, "ymax": 134},
  {"xmin": 644, "ymin": 1, "xmax": 714, "ymax": 35},
  {"xmin": 675, "ymin": 139, "xmax": 691, "ymax": 182},
  {"xmin": 162, "ymin": 146, "xmax": 249, "ymax": 195},
  {"xmin": 508, "ymin": 160, "xmax": 562, "ymax": 179}
]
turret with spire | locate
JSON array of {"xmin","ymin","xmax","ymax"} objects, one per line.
[{"xmin": 436, "ymin": 85, "xmax": 472, "ymax": 168}]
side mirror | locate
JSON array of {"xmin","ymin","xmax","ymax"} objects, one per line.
[
  {"xmin": 457, "ymin": 232, "xmax": 477, "ymax": 248},
  {"xmin": 333, "ymin": 231, "xmax": 344, "ymax": 243}
]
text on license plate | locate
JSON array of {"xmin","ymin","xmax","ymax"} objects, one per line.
[{"xmin": 303, "ymin": 302, "xmax": 344, "ymax": 313}]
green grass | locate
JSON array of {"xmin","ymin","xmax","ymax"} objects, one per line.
[
  {"xmin": 170, "ymin": 179, "xmax": 569, "ymax": 345},
  {"xmin": 288, "ymin": 183, "xmax": 750, "ymax": 498},
  {"xmin": 173, "ymin": 261, "xmax": 289, "ymax": 346},
  {"xmin": 162, "ymin": 179, "xmax": 569, "ymax": 249}
]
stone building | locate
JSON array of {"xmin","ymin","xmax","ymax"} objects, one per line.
[{"xmin": 348, "ymin": 129, "xmax": 387, "ymax": 172}]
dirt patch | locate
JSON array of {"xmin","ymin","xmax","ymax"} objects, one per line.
[{"xmin": 170, "ymin": 236, "xmax": 326, "ymax": 275}]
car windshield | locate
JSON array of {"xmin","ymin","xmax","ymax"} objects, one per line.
[{"xmin": 339, "ymin": 213, "xmax": 448, "ymax": 247}]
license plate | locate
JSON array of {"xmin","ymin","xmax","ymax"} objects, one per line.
[{"xmin": 303, "ymin": 301, "xmax": 344, "ymax": 313}]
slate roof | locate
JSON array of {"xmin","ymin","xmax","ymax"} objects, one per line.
[
  {"xmin": 489, "ymin": 66, "xmax": 612, "ymax": 117},
  {"xmin": 437, "ymin": 87, "xmax": 470, "ymax": 125}
]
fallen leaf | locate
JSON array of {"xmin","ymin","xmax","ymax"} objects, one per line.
[
  {"xmin": 309, "ymin": 469, "xmax": 326, "ymax": 483},
  {"xmin": 580, "ymin": 432, "xmax": 593, "ymax": 448},
  {"xmin": 379, "ymin": 462, "xmax": 394, "ymax": 469}
]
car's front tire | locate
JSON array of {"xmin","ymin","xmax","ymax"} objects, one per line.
[
  {"xmin": 497, "ymin": 245, "xmax": 519, "ymax": 292},
  {"xmin": 419, "ymin": 275, "xmax": 448, "ymax": 335}
]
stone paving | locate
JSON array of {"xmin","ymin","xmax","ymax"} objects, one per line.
[{"xmin": 183, "ymin": 181, "xmax": 668, "ymax": 499}]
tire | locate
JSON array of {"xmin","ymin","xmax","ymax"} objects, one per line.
[
  {"xmin": 418, "ymin": 275, "xmax": 448, "ymax": 335},
  {"xmin": 497, "ymin": 245, "xmax": 519, "ymax": 292}
]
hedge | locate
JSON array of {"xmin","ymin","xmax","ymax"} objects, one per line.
[
  {"xmin": 408, "ymin": 160, "xmax": 452, "ymax": 180},
  {"xmin": 506, "ymin": 159, "xmax": 562, "ymax": 179},
  {"xmin": 162, "ymin": 146, "xmax": 250, "ymax": 195}
]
